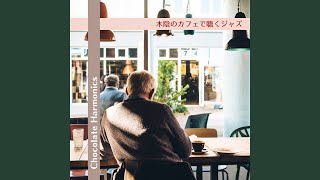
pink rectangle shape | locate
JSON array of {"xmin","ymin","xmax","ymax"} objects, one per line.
[{"xmin": 71, "ymin": 18, "xmax": 250, "ymax": 31}]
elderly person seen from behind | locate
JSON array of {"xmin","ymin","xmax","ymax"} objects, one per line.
[
  {"xmin": 101, "ymin": 70, "xmax": 192, "ymax": 164},
  {"xmin": 100, "ymin": 74, "xmax": 127, "ymax": 160}
]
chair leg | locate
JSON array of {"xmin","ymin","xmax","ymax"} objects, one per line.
[
  {"xmin": 196, "ymin": 165, "xmax": 203, "ymax": 180},
  {"xmin": 220, "ymin": 169, "xmax": 229, "ymax": 180},
  {"xmin": 246, "ymin": 168, "xmax": 250, "ymax": 180},
  {"xmin": 225, "ymin": 170, "xmax": 229, "ymax": 180},
  {"xmin": 235, "ymin": 165, "xmax": 240, "ymax": 180},
  {"xmin": 221, "ymin": 170, "xmax": 224, "ymax": 180}
]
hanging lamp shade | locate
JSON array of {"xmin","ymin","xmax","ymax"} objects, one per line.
[
  {"xmin": 84, "ymin": 2, "xmax": 116, "ymax": 42},
  {"xmin": 85, "ymin": 30, "xmax": 116, "ymax": 41},
  {"xmin": 184, "ymin": 0, "xmax": 194, "ymax": 35},
  {"xmin": 100, "ymin": 2, "xmax": 108, "ymax": 18},
  {"xmin": 184, "ymin": 14, "xmax": 194, "ymax": 35},
  {"xmin": 225, "ymin": 12, "xmax": 250, "ymax": 51},
  {"xmin": 154, "ymin": 9, "xmax": 174, "ymax": 36},
  {"xmin": 122, "ymin": 60, "xmax": 134, "ymax": 75}
]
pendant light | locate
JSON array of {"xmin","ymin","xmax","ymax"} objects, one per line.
[
  {"xmin": 84, "ymin": 2, "xmax": 116, "ymax": 41},
  {"xmin": 154, "ymin": 0, "xmax": 174, "ymax": 36},
  {"xmin": 184, "ymin": 0, "xmax": 194, "ymax": 35},
  {"xmin": 122, "ymin": 60, "xmax": 134, "ymax": 75},
  {"xmin": 225, "ymin": 0, "xmax": 250, "ymax": 51}
]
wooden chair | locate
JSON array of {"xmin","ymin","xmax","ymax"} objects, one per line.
[
  {"xmin": 185, "ymin": 128, "xmax": 217, "ymax": 137},
  {"xmin": 185, "ymin": 113, "xmax": 211, "ymax": 128},
  {"xmin": 230, "ymin": 126, "xmax": 250, "ymax": 180},
  {"xmin": 70, "ymin": 124, "xmax": 88, "ymax": 140},
  {"xmin": 112, "ymin": 160, "xmax": 196, "ymax": 180},
  {"xmin": 70, "ymin": 169, "xmax": 105, "ymax": 180},
  {"xmin": 230, "ymin": 126, "xmax": 250, "ymax": 137},
  {"xmin": 185, "ymin": 128, "xmax": 229, "ymax": 180}
]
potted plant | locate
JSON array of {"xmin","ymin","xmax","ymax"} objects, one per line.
[{"xmin": 154, "ymin": 61, "xmax": 189, "ymax": 127}]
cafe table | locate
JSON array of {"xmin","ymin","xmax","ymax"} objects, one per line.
[
  {"xmin": 70, "ymin": 137, "xmax": 250, "ymax": 180},
  {"xmin": 198, "ymin": 137, "xmax": 250, "ymax": 180}
]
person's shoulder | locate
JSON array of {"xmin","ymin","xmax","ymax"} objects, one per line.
[
  {"xmin": 146, "ymin": 100, "xmax": 171, "ymax": 110},
  {"xmin": 106, "ymin": 101, "xmax": 123, "ymax": 112},
  {"xmin": 114, "ymin": 90, "xmax": 126, "ymax": 99},
  {"xmin": 100, "ymin": 90, "xmax": 107, "ymax": 97},
  {"xmin": 119, "ymin": 90, "xmax": 126, "ymax": 95}
]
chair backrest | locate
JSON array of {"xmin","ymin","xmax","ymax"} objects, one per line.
[
  {"xmin": 70, "ymin": 124, "xmax": 88, "ymax": 140},
  {"xmin": 185, "ymin": 128, "xmax": 217, "ymax": 138},
  {"xmin": 185, "ymin": 113, "xmax": 211, "ymax": 128},
  {"xmin": 113, "ymin": 160, "xmax": 196, "ymax": 180},
  {"xmin": 230, "ymin": 126, "xmax": 250, "ymax": 137}
]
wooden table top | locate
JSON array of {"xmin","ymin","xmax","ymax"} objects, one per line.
[
  {"xmin": 203, "ymin": 137, "xmax": 250, "ymax": 156},
  {"xmin": 70, "ymin": 137, "xmax": 250, "ymax": 168}
]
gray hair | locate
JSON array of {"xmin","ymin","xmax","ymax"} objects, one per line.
[
  {"xmin": 104, "ymin": 74, "xmax": 119, "ymax": 87},
  {"xmin": 126, "ymin": 70, "xmax": 155, "ymax": 95}
]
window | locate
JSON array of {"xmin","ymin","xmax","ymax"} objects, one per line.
[
  {"xmin": 100, "ymin": 48, "xmax": 104, "ymax": 57},
  {"xmin": 71, "ymin": 47, "xmax": 139, "ymax": 103},
  {"xmin": 128, "ymin": 48, "xmax": 138, "ymax": 58},
  {"xmin": 159, "ymin": 49, "xmax": 166, "ymax": 57},
  {"xmin": 181, "ymin": 60, "xmax": 199, "ymax": 105},
  {"xmin": 191, "ymin": 48, "xmax": 198, "ymax": 57},
  {"xmin": 71, "ymin": 48, "xmax": 81, "ymax": 58},
  {"xmin": 169, "ymin": 48, "xmax": 178, "ymax": 58},
  {"xmin": 84, "ymin": 48, "xmax": 88, "ymax": 57},
  {"xmin": 71, "ymin": 60, "xmax": 87, "ymax": 103},
  {"xmin": 157, "ymin": 48, "xmax": 200, "ymax": 105},
  {"xmin": 106, "ymin": 48, "xmax": 115, "ymax": 58},
  {"xmin": 181, "ymin": 48, "xmax": 190, "ymax": 59},
  {"xmin": 105, "ymin": 60, "xmax": 137, "ymax": 90},
  {"xmin": 118, "ymin": 49, "xmax": 126, "ymax": 57},
  {"xmin": 84, "ymin": 48, "xmax": 104, "ymax": 57}
]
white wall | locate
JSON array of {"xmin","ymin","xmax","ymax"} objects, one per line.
[
  {"xmin": 70, "ymin": 31, "xmax": 144, "ymax": 47},
  {"xmin": 223, "ymin": 0, "xmax": 250, "ymax": 136}
]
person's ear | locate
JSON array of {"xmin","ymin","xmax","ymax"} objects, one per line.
[
  {"xmin": 125, "ymin": 87, "xmax": 129, "ymax": 96},
  {"xmin": 149, "ymin": 89, "xmax": 155, "ymax": 99}
]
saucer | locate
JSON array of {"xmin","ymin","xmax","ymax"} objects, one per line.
[
  {"xmin": 212, "ymin": 148, "xmax": 239, "ymax": 155},
  {"xmin": 192, "ymin": 148, "xmax": 208, "ymax": 154}
]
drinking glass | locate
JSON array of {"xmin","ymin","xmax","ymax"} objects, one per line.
[{"xmin": 73, "ymin": 128, "xmax": 84, "ymax": 150}]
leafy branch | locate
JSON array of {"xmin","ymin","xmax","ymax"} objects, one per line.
[{"xmin": 154, "ymin": 61, "xmax": 189, "ymax": 114}]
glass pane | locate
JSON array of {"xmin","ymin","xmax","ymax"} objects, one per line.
[
  {"xmin": 204, "ymin": 65, "xmax": 215, "ymax": 101},
  {"xmin": 105, "ymin": 60, "xmax": 138, "ymax": 91},
  {"xmin": 106, "ymin": 48, "xmax": 115, "ymax": 58},
  {"xmin": 84, "ymin": 48, "xmax": 88, "ymax": 57},
  {"xmin": 100, "ymin": 60, "xmax": 105, "ymax": 92},
  {"xmin": 118, "ymin": 49, "xmax": 126, "ymax": 57},
  {"xmin": 100, "ymin": 60, "xmax": 104, "ymax": 77},
  {"xmin": 181, "ymin": 48, "xmax": 190, "ymax": 59},
  {"xmin": 71, "ymin": 48, "xmax": 81, "ymax": 58},
  {"xmin": 128, "ymin": 48, "xmax": 138, "ymax": 58},
  {"xmin": 191, "ymin": 48, "xmax": 198, "ymax": 58},
  {"xmin": 169, "ymin": 48, "xmax": 178, "ymax": 58},
  {"xmin": 159, "ymin": 49, "xmax": 166, "ymax": 57},
  {"xmin": 181, "ymin": 60, "xmax": 199, "ymax": 105},
  {"xmin": 71, "ymin": 60, "xmax": 87, "ymax": 103},
  {"xmin": 100, "ymin": 48, "xmax": 104, "ymax": 57},
  {"xmin": 212, "ymin": 67, "xmax": 223, "ymax": 102}
]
